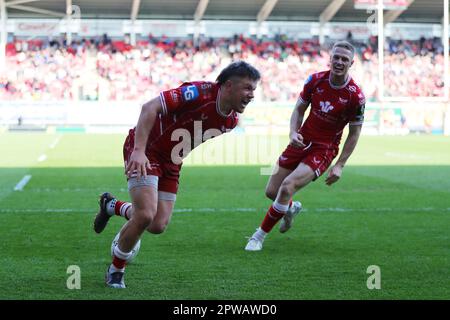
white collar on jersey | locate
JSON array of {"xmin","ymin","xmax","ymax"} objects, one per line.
[
  {"xmin": 328, "ymin": 74, "xmax": 352, "ymax": 90},
  {"xmin": 216, "ymin": 88, "xmax": 233, "ymax": 118}
]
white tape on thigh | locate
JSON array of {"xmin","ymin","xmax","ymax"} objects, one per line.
[
  {"xmin": 158, "ymin": 191, "xmax": 176, "ymax": 202},
  {"xmin": 128, "ymin": 175, "xmax": 159, "ymax": 191}
]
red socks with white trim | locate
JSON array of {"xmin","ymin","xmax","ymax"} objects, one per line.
[{"xmin": 260, "ymin": 199, "xmax": 292, "ymax": 233}]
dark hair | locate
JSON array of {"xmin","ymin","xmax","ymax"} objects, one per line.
[{"xmin": 216, "ymin": 61, "xmax": 261, "ymax": 85}]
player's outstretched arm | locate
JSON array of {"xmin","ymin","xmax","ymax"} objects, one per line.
[
  {"xmin": 125, "ymin": 97, "xmax": 163, "ymax": 179},
  {"xmin": 289, "ymin": 99, "xmax": 308, "ymax": 148},
  {"xmin": 325, "ymin": 124, "xmax": 362, "ymax": 186}
]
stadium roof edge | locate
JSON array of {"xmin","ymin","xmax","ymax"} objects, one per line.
[{"xmin": 2, "ymin": 0, "xmax": 448, "ymax": 24}]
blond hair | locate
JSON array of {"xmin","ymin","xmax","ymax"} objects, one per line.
[{"xmin": 332, "ymin": 41, "xmax": 355, "ymax": 59}]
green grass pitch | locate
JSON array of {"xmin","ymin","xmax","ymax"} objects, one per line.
[{"xmin": 0, "ymin": 132, "xmax": 449, "ymax": 299}]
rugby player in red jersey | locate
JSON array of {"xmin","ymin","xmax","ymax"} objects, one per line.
[
  {"xmin": 94, "ymin": 61, "xmax": 260, "ymax": 288},
  {"xmin": 245, "ymin": 41, "xmax": 365, "ymax": 251}
]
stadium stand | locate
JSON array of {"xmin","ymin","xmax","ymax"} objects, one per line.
[
  {"xmin": 0, "ymin": 0, "xmax": 448, "ymax": 134},
  {"xmin": 0, "ymin": 34, "xmax": 446, "ymax": 101}
]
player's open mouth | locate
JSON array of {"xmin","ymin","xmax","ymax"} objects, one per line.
[{"xmin": 334, "ymin": 66, "xmax": 344, "ymax": 71}]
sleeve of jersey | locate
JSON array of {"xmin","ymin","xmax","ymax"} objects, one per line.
[
  {"xmin": 349, "ymin": 90, "xmax": 366, "ymax": 126},
  {"xmin": 298, "ymin": 74, "xmax": 314, "ymax": 105},
  {"xmin": 231, "ymin": 114, "xmax": 239, "ymax": 129},
  {"xmin": 159, "ymin": 83, "xmax": 202, "ymax": 116}
]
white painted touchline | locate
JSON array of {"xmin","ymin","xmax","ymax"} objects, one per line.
[{"xmin": 14, "ymin": 175, "xmax": 32, "ymax": 191}]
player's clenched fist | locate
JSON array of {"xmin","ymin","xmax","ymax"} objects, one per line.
[
  {"xmin": 289, "ymin": 132, "xmax": 305, "ymax": 148},
  {"xmin": 325, "ymin": 164, "xmax": 343, "ymax": 186}
]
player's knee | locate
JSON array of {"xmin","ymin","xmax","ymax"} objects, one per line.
[
  {"xmin": 137, "ymin": 215, "xmax": 153, "ymax": 229},
  {"xmin": 133, "ymin": 209, "xmax": 156, "ymax": 229},
  {"xmin": 279, "ymin": 180, "xmax": 296, "ymax": 198},
  {"xmin": 147, "ymin": 222, "xmax": 167, "ymax": 234},
  {"xmin": 265, "ymin": 187, "xmax": 277, "ymax": 200}
]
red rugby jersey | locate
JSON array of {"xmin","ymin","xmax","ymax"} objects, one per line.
[
  {"xmin": 143, "ymin": 81, "xmax": 239, "ymax": 162},
  {"xmin": 298, "ymin": 70, "xmax": 365, "ymax": 148}
]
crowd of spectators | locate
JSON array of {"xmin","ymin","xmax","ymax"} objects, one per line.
[{"xmin": 0, "ymin": 34, "xmax": 446, "ymax": 102}]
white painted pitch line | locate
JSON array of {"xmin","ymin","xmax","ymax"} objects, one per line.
[
  {"xmin": 13, "ymin": 175, "xmax": 32, "ymax": 191},
  {"xmin": 384, "ymin": 152, "xmax": 431, "ymax": 160},
  {"xmin": 49, "ymin": 136, "xmax": 61, "ymax": 149},
  {"xmin": 0, "ymin": 187, "xmax": 129, "ymax": 193},
  {"xmin": 173, "ymin": 208, "xmax": 257, "ymax": 213},
  {"xmin": 0, "ymin": 208, "xmax": 258, "ymax": 214},
  {"xmin": 37, "ymin": 154, "xmax": 47, "ymax": 162},
  {"xmin": 1, "ymin": 207, "xmax": 450, "ymax": 214}
]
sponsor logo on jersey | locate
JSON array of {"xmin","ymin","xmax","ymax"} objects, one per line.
[
  {"xmin": 357, "ymin": 92, "xmax": 365, "ymax": 105},
  {"xmin": 320, "ymin": 101, "xmax": 334, "ymax": 113},
  {"xmin": 348, "ymin": 85, "xmax": 357, "ymax": 93},
  {"xmin": 200, "ymin": 83, "xmax": 212, "ymax": 90},
  {"xmin": 200, "ymin": 83, "xmax": 213, "ymax": 99},
  {"xmin": 181, "ymin": 85, "xmax": 199, "ymax": 102},
  {"xmin": 313, "ymin": 157, "xmax": 321, "ymax": 165},
  {"xmin": 338, "ymin": 97, "xmax": 348, "ymax": 104},
  {"xmin": 170, "ymin": 91, "xmax": 179, "ymax": 104}
]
